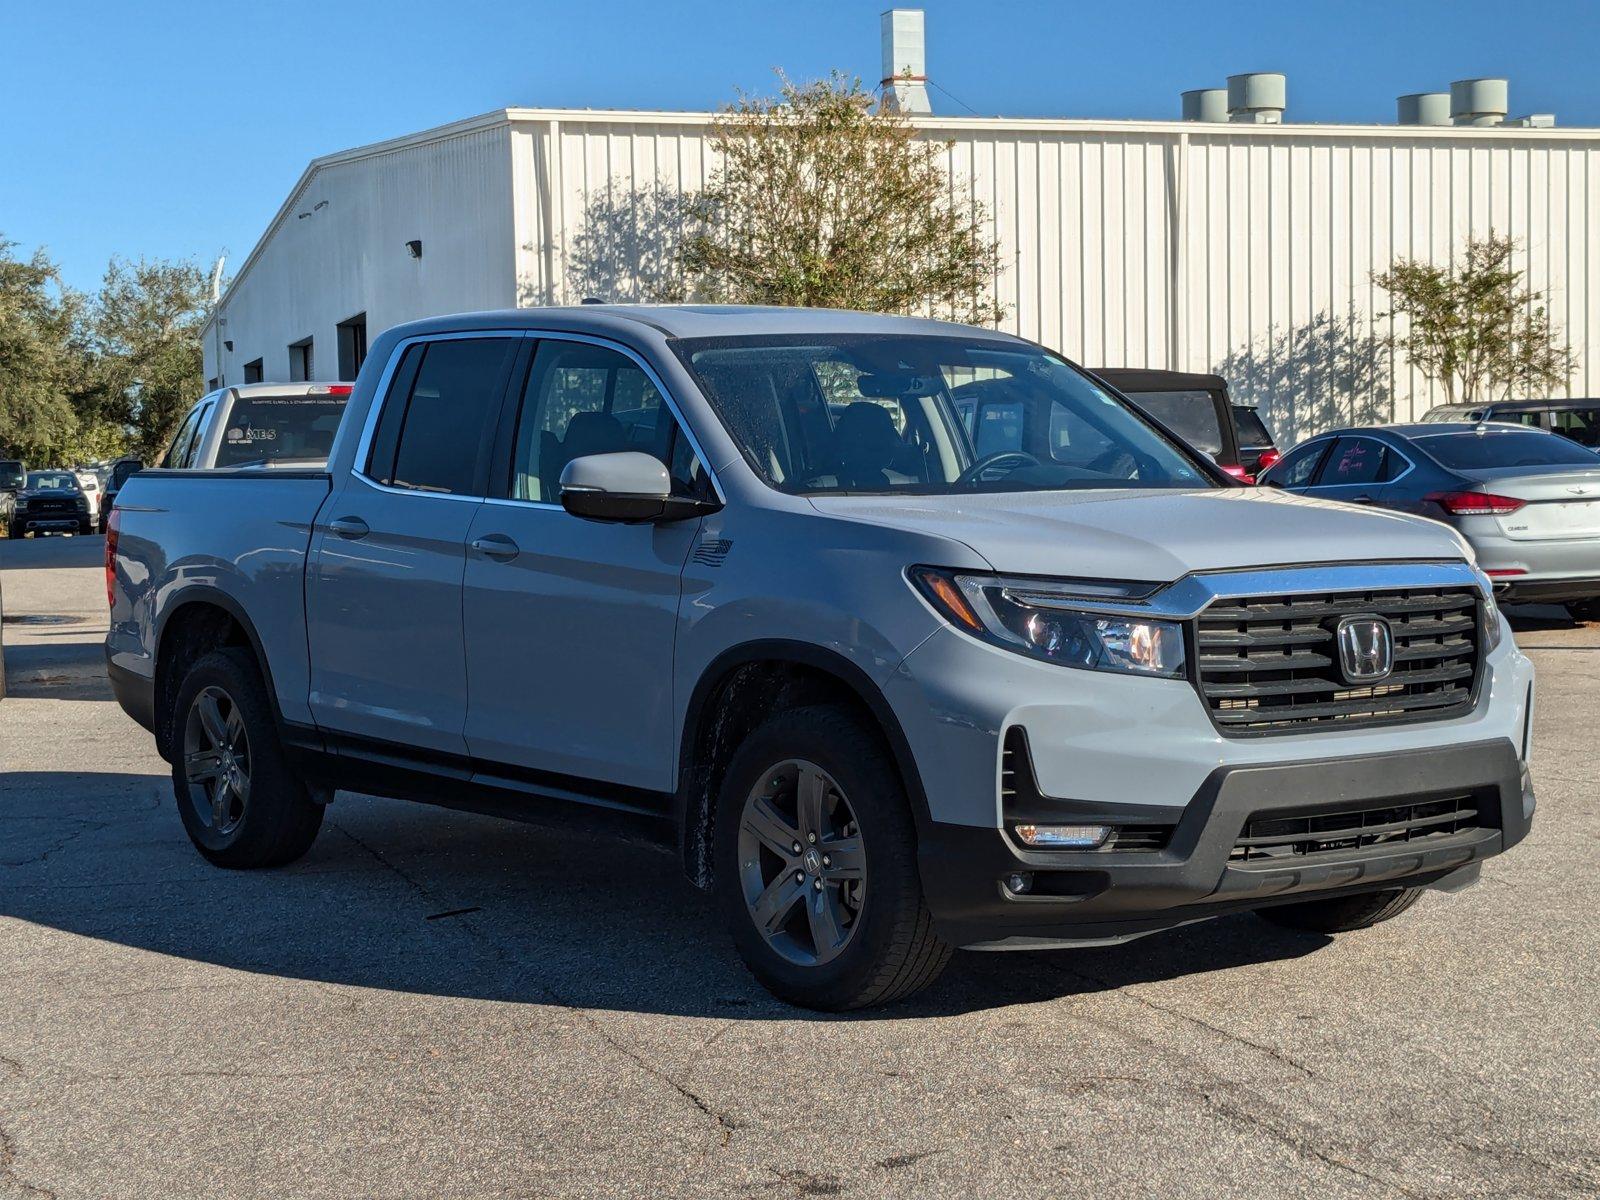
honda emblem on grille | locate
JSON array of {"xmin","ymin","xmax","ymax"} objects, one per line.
[{"xmin": 1335, "ymin": 615, "xmax": 1394, "ymax": 684}]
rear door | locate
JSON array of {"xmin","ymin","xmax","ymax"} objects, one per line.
[
  {"xmin": 304, "ymin": 333, "xmax": 521, "ymax": 756},
  {"xmin": 460, "ymin": 335, "xmax": 713, "ymax": 795},
  {"xmin": 1301, "ymin": 435, "xmax": 1406, "ymax": 504}
]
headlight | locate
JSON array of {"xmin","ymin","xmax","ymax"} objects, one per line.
[
  {"xmin": 13, "ymin": 497, "xmax": 27, "ymax": 511},
  {"xmin": 909, "ymin": 567, "xmax": 1187, "ymax": 677},
  {"xmin": 1476, "ymin": 568, "xmax": 1505, "ymax": 654}
]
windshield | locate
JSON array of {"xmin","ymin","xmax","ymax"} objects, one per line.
[
  {"xmin": 26, "ymin": 471, "xmax": 78, "ymax": 491},
  {"xmin": 1118, "ymin": 389, "xmax": 1225, "ymax": 454},
  {"xmin": 1416, "ymin": 430, "xmax": 1600, "ymax": 469},
  {"xmin": 1232, "ymin": 406, "xmax": 1275, "ymax": 448},
  {"xmin": 673, "ymin": 334, "xmax": 1211, "ymax": 495},
  {"xmin": 216, "ymin": 396, "xmax": 347, "ymax": 467}
]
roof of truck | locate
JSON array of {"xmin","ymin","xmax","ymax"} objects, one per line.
[{"xmin": 383, "ymin": 305, "xmax": 1028, "ymax": 342}]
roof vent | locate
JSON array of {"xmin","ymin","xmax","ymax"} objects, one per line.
[
  {"xmin": 1227, "ymin": 72, "xmax": 1286, "ymax": 123},
  {"xmin": 1503, "ymin": 113, "xmax": 1556, "ymax": 128},
  {"xmin": 1397, "ymin": 92, "xmax": 1451, "ymax": 126},
  {"xmin": 1181, "ymin": 88, "xmax": 1228, "ymax": 122},
  {"xmin": 879, "ymin": 9, "xmax": 931, "ymax": 115},
  {"xmin": 1451, "ymin": 78, "xmax": 1508, "ymax": 126}
]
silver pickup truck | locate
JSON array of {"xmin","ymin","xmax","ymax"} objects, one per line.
[{"xmin": 107, "ymin": 306, "xmax": 1536, "ymax": 1010}]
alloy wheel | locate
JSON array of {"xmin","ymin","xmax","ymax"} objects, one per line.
[
  {"xmin": 182, "ymin": 685, "xmax": 251, "ymax": 835},
  {"xmin": 736, "ymin": 759, "xmax": 865, "ymax": 966}
]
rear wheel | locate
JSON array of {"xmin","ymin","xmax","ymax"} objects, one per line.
[
  {"xmin": 714, "ymin": 705, "xmax": 950, "ymax": 1010},
  {"xmin": 1566, "ymin": 599, "xmax": 1600, "ymax": 623},
  {"xmin": 8, "ymin": 524, "xmax": 24, "ymax": 539},
  {"xmin": 171, "ymin": 648, "xmax": 323, "ymax": 868},
  {"xmin": 1255, "ymin": 886, "xmax": 1424, "ymax": 933}
]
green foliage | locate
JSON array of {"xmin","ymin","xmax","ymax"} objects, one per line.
[
  {"xmin": 676, "ymin": 73, "xmax": 1005, "ymax": 323},
  {"xmin": 93, "ymin": 256, "xmax": 214, "ymax": 458},
  {"xmin": 0, "ymin": 234, "xmax": 214, "ymax": 465},
  {"xmin": 0, "ymin": 238, "xmax": 83, "ymax": 462},
  {"xmin": 1373, "ymin": 234, "xmax": 1575, "ymax": 404}
]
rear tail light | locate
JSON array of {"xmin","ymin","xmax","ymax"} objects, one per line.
[
  {"xmin": 1221, "ymin": 464, "xmax": 1256, "ymax": 484},
  {"xmin": 1425, "ymin": 490, "xmax": 1526, "ymax": 515},
  {"xmin": 1256, "ymin": 448, "xmax": 1282, "ymax": 471},
  {"xmin": 104, "ymin": 508, "xmax": 120, "ymax": 609}
]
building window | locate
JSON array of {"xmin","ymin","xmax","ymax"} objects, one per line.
[
  {"xmin": 206, "ymin": 377, "xmax": 220, "ymax": 391},
  {"xmin": 336, "ymin": 314, "xmax": 368, "ymax": 381},
  {"xmin": 288, "ymin": 337, "xmax": 314, "ymax": 382},
  {"xmin": 243, "ymin": 358, "xmax": 264, "ymax": 384}
]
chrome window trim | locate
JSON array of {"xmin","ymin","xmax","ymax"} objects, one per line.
[
  {"xmin": 1311, "ymin": 435, "xmax": 1416, "ymax": 489},
  {"xmin": 349, "ymin": 330, "xmax": 526, "ymax": 503},
  {"xmin": 349, "ymin": 328, "xmax": 723, "ymax": 507}
]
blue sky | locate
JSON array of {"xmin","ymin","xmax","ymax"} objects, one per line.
[{"xmin": 6, "ymin": 0, "xmax": 1598, "ymax": 294}]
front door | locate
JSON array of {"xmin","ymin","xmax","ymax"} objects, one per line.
[
  {"xmin": 305, "ymin": 334, "xmax": 520, "ymax": 756},
  {"xmin": 461, "ymin": 337, "xmax": 712, "ymax": 795}
]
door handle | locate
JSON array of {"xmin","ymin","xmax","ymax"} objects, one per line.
[
  {"xmin": 328, "ymin": 515, "xmax": 370, "ymax": 539},
  {"xmin": 1351, "ymin": 494, "xmax": 1376, "ymax": 504},
  {"xmin": 469, "ymin": 533, "xmax": 520, "ymax": 561}
]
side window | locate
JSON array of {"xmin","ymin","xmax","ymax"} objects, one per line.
[
  {"xmin": 1321, "ymin": 436, "xmax": 1388, "ymax": 487},
  {"xmin": 371, "ymin": 338, "xmax": 517, "ymax": 496},
  {"xmin": 510, "ymin": 340, "xmax": 702, "ymax": 502},
  {"xmin": 1548, "ymin": 409, "xmax": 1600, "ymax": 447},
  {"xmin": 1267, "ymin": 440, "xmax": 1330, "ymax": 488},
  {"xmin": 180, "ymin": 404, "xmax": 214, "ymax": 468},
  {"xmin": 1500, "ymin": 409, "xmax": 1544, "ymax": 429},
  {"xmin": 161, "ymin": 405, "xmax": 204, "ymax": 468}
]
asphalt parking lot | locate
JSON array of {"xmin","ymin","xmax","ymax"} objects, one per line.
[{"xmin": 2, "ymin": 533, "xmax": 1597, "ymax": 1199}]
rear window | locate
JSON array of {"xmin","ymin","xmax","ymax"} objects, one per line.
[
  {"xmin": 1417, "ymin": 430, "xmax": 1600, "ymax": 470},
  {"xmin": 1125, "ymin": 390, "xmax": 1224, "ymax": 454},
  {"xmin": 1232, "ymin": 406, "xmax": 1274, "ymax": 448},
  {"xmin": 216, "ymin": 395, "xmax": 349, "ymax": 467}
]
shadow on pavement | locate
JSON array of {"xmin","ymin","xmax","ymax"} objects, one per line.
[
  {"xmin": 0, "ymin": 533, "xmax": 105, "ymax": 570},
  {"xmin": 0, "ymin": 769, "xmax": 1330, "ymax": 1020},
  {"xmin": 1, "ymin": 640, "xmax": 109, "ymax": 700}
]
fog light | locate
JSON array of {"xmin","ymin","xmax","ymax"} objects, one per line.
[
  {"xmin": 1013, "ymin": 823, "xmax": 1111, "ymax": 848},
  {"xmin": 1005, "ymin": 872, "xmax": 1033, "ymax": 894}
]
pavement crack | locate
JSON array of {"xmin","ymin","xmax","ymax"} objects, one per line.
[
  {"xmin": 1067, "ymin": 967, "xmax": 1318, "ymax": 1079},
  {"xmin": 0, "ymin": 819, "xmax": 113, "ymax": 868},
  {"xmin": 0, "ymin": 1124, "xmax": 57, "ymax": 1200}
]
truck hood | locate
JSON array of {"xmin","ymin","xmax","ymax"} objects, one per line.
[{"xmin": 807, "ymin": 487, "xmax": 1468, "ymax": 581}]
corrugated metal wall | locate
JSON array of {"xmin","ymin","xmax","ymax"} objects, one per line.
[{"xmin": 511, "ymin": 113, "xmax": 1599, "ymax": 441}]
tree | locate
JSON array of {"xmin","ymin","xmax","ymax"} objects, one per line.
[
  {"xmin": 0, "ymin": 237, "xmax": 83, "ymax": 462},
  {"xmin": 1373, "ymin": 234, "xmax": 1575, "ymax": 404},
  {"xmin": 92, "ymin": 256, "xmax": 215, "ymax": 458},
  {"xmin": 676, "ymin": 73, "xmax": 1004, "ymax": 323}
]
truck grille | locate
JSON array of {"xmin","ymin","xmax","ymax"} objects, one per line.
[
  {"xmin": 1230, "ymin": 794, "xmax": 1482, "ymax": 862},
  {"xmin": 1196, "ymin": 587, "xmax": 1481, "ymax": 733}
]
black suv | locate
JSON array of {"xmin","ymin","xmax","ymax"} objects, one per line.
[
  {"xmin": 1420, "ymin": 398, "xmax": 1600, "ymax": 448},
  {"xmin": 1091, "ymin": 369, "xmax": 1250, "ymax": 479}
]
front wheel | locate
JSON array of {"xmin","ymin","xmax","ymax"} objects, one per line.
[
  {"xmin": 1255, "ymin": 886, "xmax": 1424, "ymax": 933},
  {"xmin": 171, "ymin": 647, "xmax": 324, "ymax": 868},
  {"xmin": 714, "ymin": 705, "xmax": 950, "ymax": 1011}
]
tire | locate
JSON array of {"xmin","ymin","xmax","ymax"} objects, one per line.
[
  {"xmin": 8, "ymin": 524, "xmax": 24, "ymax": 539},
  {"xmin": 78, "ymin": 519, "xmax": 93, "ymax": 536},
  {"xmin": 1255, "ymin": 886, "xmax": 1424, "ymax": 934},
  {"xmin": 170, "ymin": 647, "xmax": 323, "ymax": 868},
  {"xmin": 714, "ymin": 704, "xmax": 951, "ymax": 1011},
  {"xmin": 1566, "ymin": 599, "xmax": 1600, "ymax": 623}
]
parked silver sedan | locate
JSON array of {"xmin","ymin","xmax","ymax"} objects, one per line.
[{"xmin": 1260, "ymin": 422, "xmax": 1600, "ymax": 617}]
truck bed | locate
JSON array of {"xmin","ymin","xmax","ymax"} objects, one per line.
[{"xmin": 106, "ymin": 469, "xmax": 333, "ymax": 735}]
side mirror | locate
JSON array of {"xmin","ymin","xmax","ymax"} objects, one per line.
[{"xmin": 559, "ymin": 452, "xmax": 720, "ymax": 524}]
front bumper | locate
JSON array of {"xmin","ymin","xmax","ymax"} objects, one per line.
[{"xmin": 919, "ymin": 738, "xmax": 1533, "ymax": 948}]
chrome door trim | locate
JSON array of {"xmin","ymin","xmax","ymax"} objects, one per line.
[{"xmin": 349, "ymin": 327, "xmax": 725, "ymax": 509}]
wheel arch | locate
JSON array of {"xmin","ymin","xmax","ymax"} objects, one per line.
[
  {"xmin": 676, "ymin": 639, "xmax": 931, "ymax": 889},
  {"xmin": 152, "ymin": 587, "xmax": 282, "ymax": 761}
]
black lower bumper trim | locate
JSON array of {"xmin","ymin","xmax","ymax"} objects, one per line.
[
  {"xmin": 919, "ymin": 738, "xmax": 1532, "ymax": 948},
  {"xmin": 1497, "ymin": 578, "xmax": 1600, "ymax": 604},
  {"xmin": 106, "ymin": 652, "xmax": 156, "ymax": 734}
]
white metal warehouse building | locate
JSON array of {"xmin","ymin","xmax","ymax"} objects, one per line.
[{"xmin": 203, "ymin": 92, "xmax": 1600, "ymax": 443}]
